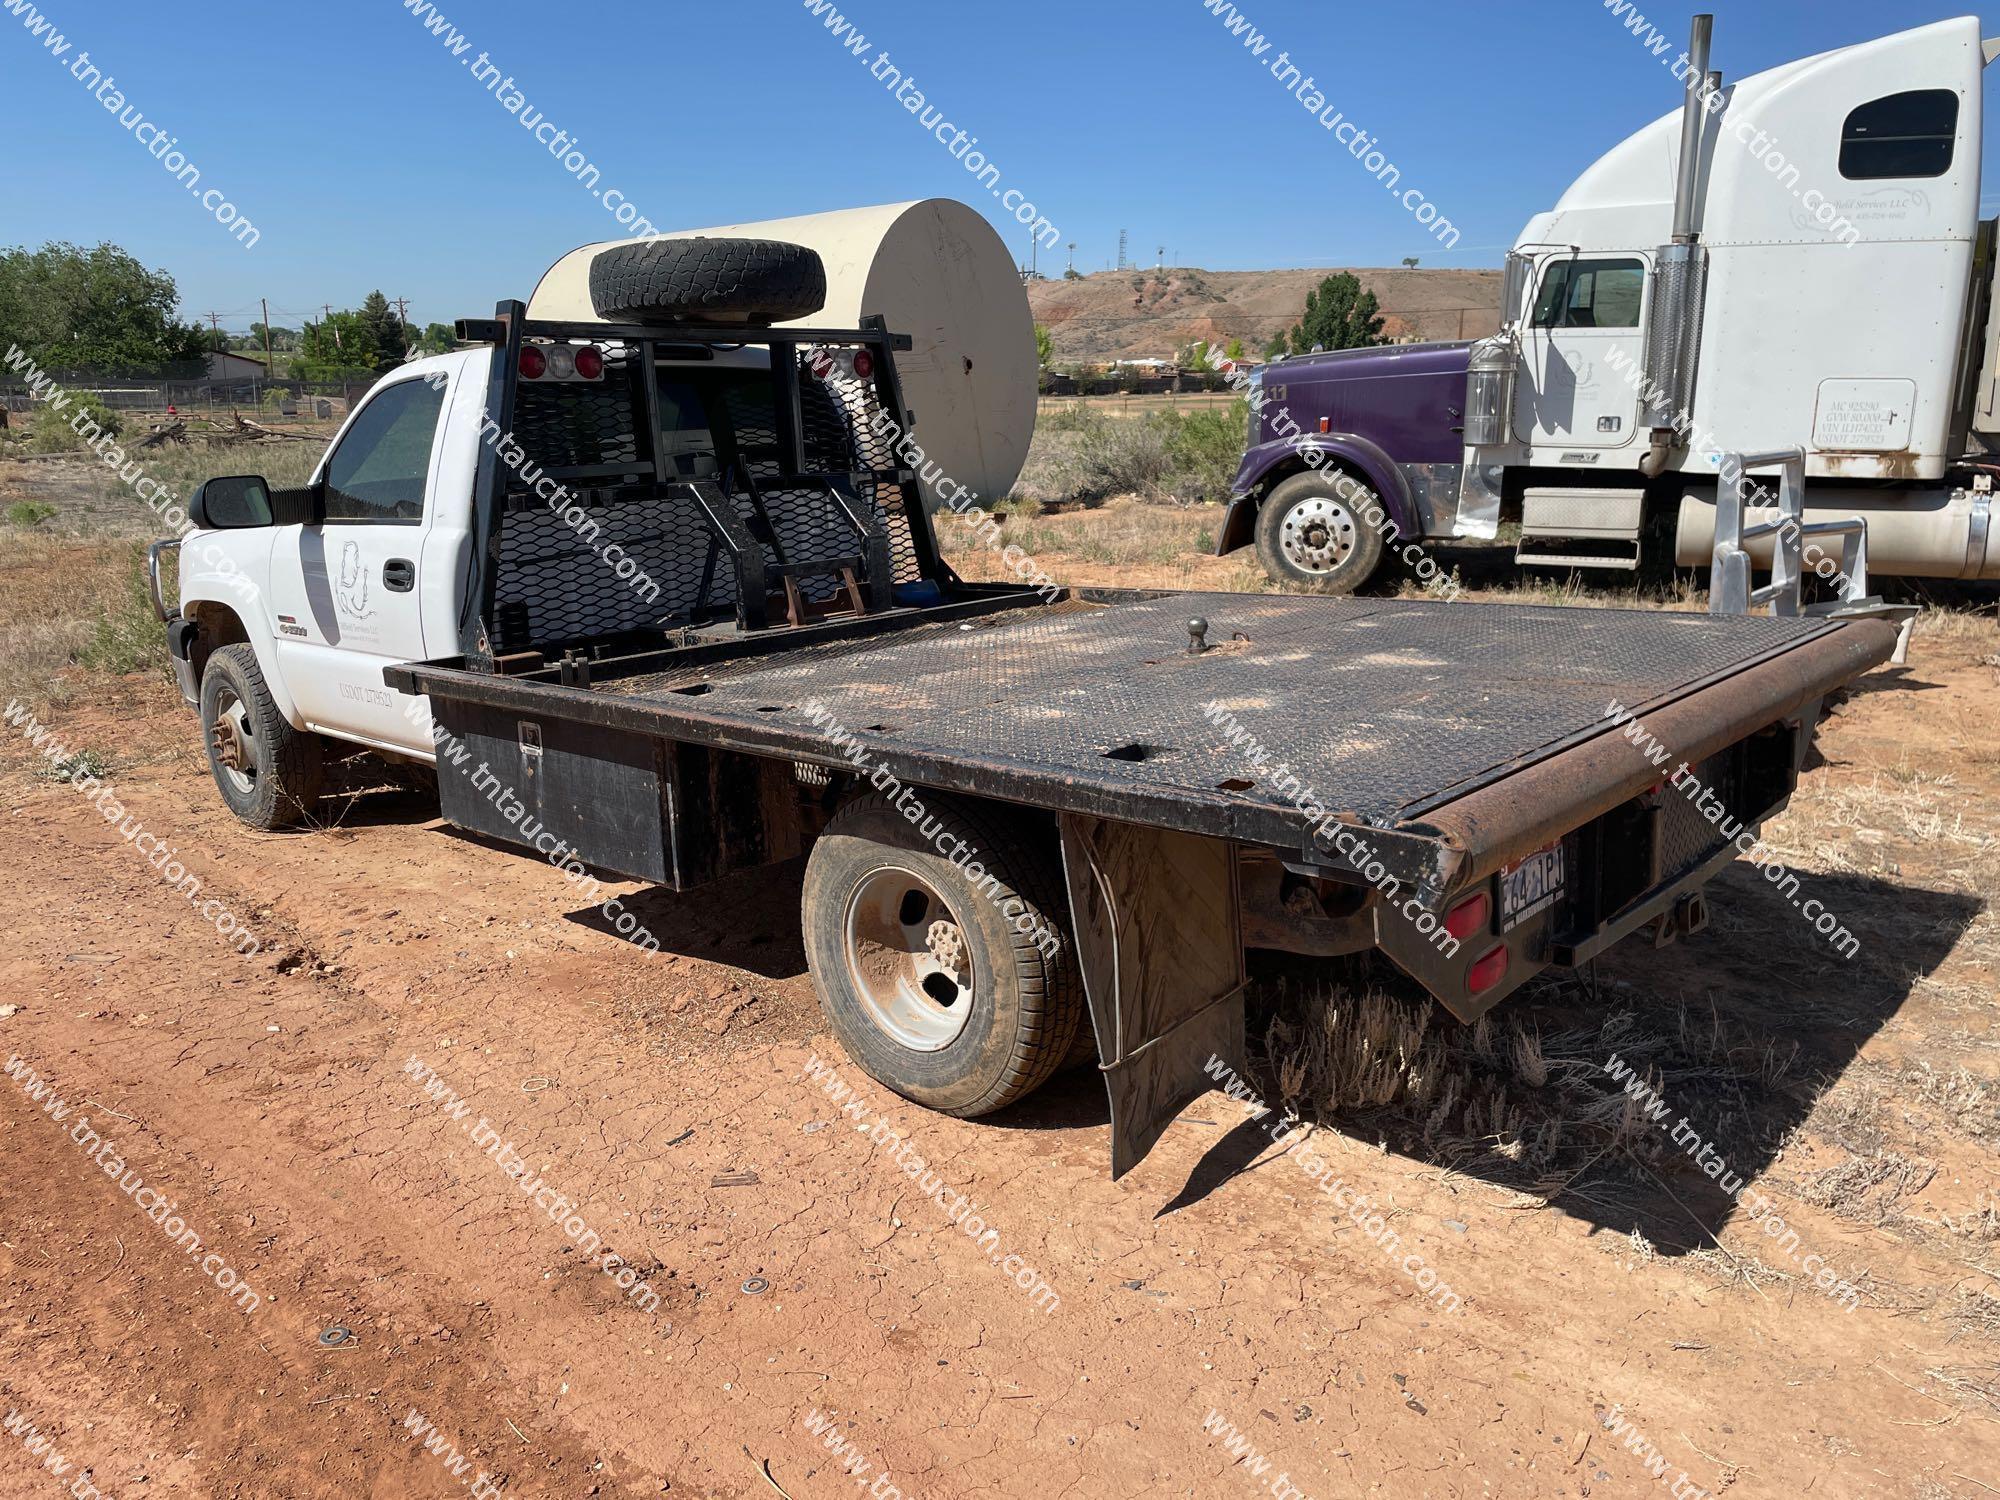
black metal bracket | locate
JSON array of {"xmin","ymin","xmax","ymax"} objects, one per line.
[{"xmin": 677, "ymin": 479, "xmax": 769, "ymax": 632}]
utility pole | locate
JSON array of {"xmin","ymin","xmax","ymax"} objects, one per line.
[
  {"xmin": 1117, "ymin": 229, "xmax": 1128, "ymax": 271},
  {"xmin": 205, "ymin": 311, "xmax": 223, "ymax": 350},
  {"xmin": 324, "ymin": 304, "xmax": 341, "ymax": 351},
  {"xmin": 1066, "ymin": 241, "xmax": 1076, "ymax": 275},
  {"xmin": 260, "ymin": 297, "xmax": 275, "ymax": 379},
  {"xmin": 393, "ymin": 296, "xmax": 410, "ymax": 325}
]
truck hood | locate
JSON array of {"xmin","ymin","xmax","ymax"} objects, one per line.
[{"xmin": 1268, "ymin": 340, "xmax": 1472, "ymax": 382}]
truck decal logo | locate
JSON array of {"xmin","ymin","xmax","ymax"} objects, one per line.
[{"xmin": 335, "ymin": 540, "xmax": 376, "ymax": 622}]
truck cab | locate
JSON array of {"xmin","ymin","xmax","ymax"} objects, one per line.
[{"xmin": 1222, "ymin": 14, "xmax": 2000, "ymax": 591}]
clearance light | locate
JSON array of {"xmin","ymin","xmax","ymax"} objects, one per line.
[
  {"xmin": 518, "ymin": 345, "xmax": 547, "ymax": 379},
  {"xmin": 573, "ymin": 345, "xmax": 604, "ymax": 380},
  {"xmin": 850, "ymin": 347, "xmax": 876, "ymax": 380},
  {"xmin": 1467, "ymin": 943, "xmax": 1509, "ymax": 996},
  {"xmin": 1444, "ymin": 891, "xmax": 1491, "ymax": 941}
]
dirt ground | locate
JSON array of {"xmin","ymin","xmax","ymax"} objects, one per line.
[{"xmin": 3, "ymin": 466, "xmax": 1999, "ymax": 1499}]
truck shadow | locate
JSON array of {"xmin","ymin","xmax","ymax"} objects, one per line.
[
  {"xmin": 1154, "ymin": 861, "xmax": 1980, "ymax": 1257},
  {"xmin": 559, "ymin": 855, "xmax": 811, "ymax": 977}
]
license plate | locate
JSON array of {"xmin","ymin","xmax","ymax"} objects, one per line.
[{"xmin": 1500, "ymin": 843, "xmax": 1566, "ymax": 931}]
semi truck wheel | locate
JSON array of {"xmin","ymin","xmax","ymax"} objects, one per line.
[
  {"xmin": 802, "ymin": 792, "xmax": 1084, "ymax": 1117},
  {"xmin": 199, "ymin": 644, "xmax": 324, "ymax": 830},
  {"xmin": 588, "ymin": 238, "xmax": 826, "ymax": 323},
  {"xmin": 1255, "ymin": 471, "xmax": 1387, "ymax": 594}
]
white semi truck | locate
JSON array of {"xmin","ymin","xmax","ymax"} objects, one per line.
[{"xmin": 1225, "ymin": 13, "xmax": 2000, "ymax": 590}]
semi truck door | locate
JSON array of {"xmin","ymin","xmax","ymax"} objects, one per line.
[
  {"xmin": 267, "ymin": 373, "xmax": 448, "ymax": 753},
  {"xmin": 1514, "ymin": 255, "xmax": 1648, "ymax": 450}
]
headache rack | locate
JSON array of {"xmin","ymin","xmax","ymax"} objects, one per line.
[{"xmin": 450, "ymin": 298, "xmax": 954, "ymax": 671}]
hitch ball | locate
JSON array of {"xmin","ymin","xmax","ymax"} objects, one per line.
[{"xmin": 1187, "ymin": 616, "xmax": 1210, "ymax": 655}]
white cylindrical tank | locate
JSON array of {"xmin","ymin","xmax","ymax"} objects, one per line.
[{"xmin": 527, "ymin": 199, "xmax": 1036, "ymax": 510}]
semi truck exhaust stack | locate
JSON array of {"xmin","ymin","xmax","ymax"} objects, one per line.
[
  {"xmin": 1640, "ymin": 14, "xmax": 1715, "ymax": 476},
  {"xmin": 1669, "ymin": 15, "xmax": 1713, "ymax": 244}
]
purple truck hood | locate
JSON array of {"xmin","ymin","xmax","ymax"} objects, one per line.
[{"xmin": 1266, "ymin": 339, "xmax": 1472, "ymax": 382}]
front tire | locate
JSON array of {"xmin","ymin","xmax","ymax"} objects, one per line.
[
  {"xmin": 199, "ymin": 644, "xmax": 323, "ymax": 830},
  {"xmin": 802, "ymin": 792, "xmax": 1084, "ymax": 1116},
  {"xmin": 1254, "ymin": 470, "xmax": 1387, "ymax": 594}
]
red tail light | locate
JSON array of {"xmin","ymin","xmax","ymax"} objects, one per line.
[
  {"xmin": 518, "ymin": 346, "xmax": 546, "ymax": 380},
  {"xmin": 573, "ymin": 345, "xmax": 604, "ymax": 380},
  {"xmin": 1467, "ymin": 943, "xmax": 1509, "ymax": 996},
  {"xmin": 850, "ymin": 347, "xmax": 875, "ymax": 380},
  {"xmin": 1444, "ymin": 891, "xmax": 1491, "ymax": 941}
]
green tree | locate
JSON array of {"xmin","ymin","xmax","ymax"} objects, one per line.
[
  {"xmin": 299, "ymin": 310, "xmax": 379, "ymax": 379},
  {"xmin": 298, "ymin": 293, "xmax": 410, "ymax": 378},
  {"xmin": 1284, "ymin": 272, "xmax": 1387, "ymax": 355},
  {"xmin": 1180, "ymin": 339, "xmax": 1210, "ymax": 373},
  {"xmin": 1264, "ymin": 332, "xmax": 1289, "ymax": 360},
  {"xmin": 357, "ymin": 290, "xmax": 408, "ymax": 373},
  {"xmin": 249, "ymin": 321, "xmax": 300, "ymax": 351},
  {"xmin": 0, "ymin": 241, "xmax": 208, "ymax": 369},
  {"xmin": 1033, "ymin": 322, "xmax": 1053, "ymax": 369},
  {"xmin": 416, "ymin": 322, "xmax": 456, "ymax": 356},
  {"xmin": 1224, "ymin": 337, "xmax": 1245, "ymax": 361}
]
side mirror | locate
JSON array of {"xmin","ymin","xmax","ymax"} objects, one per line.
[
  {"xmin": 1501, "ymin": 251, "xmax": 1534, "ymax": 332},
  {"xmin": 189, "ymin": 475, "xmax": 273, "ymax": 529}
]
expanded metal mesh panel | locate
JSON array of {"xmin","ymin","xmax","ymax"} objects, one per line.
[
  {"xmin": 808, "ymin": 374, "xmax": 916, "ymax": 584},
  {"xmin": 605, "ymin": 592, "xmax": 1833, "ymax": 828},
  {"xmin": 491, "ymin": 487, "xmax": 731, "ymax": 652},
  {"xmin": 512, "ymin": 377, "xmax": 643, "ymax": 469},
  {"xmin": 492, "ymin": 357, "xmax": 921, "ymax": 649}
]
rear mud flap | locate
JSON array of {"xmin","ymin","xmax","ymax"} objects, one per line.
[{"xmin": 1058, "ymin": 814, "xmax": 1247, "ymax": 1178}]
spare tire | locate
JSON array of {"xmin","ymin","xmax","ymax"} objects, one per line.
[{"xmin": 588, "ymin": 237, "xmax": 826, "ymax": 324}]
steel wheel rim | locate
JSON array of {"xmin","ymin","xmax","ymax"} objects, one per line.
[
  {"xmin": 843, "ymin": 864, "xmax": 974, "ymax": 1051},
  {"xmin": 210, "ymin": 687, "xmax": 258, "ymax": 795},
  {"xmin": 1279, "ymin": 494, "xmax": 1359, "ymax": 573}
]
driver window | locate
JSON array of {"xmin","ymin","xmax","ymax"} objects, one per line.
[
  {"xmin": 1532, "ymin": 258, "xmax": 1645, "ymax": 330},
  {"xmin": 322, "ymin": 378, "xmax": 445, "ymax": 522}
]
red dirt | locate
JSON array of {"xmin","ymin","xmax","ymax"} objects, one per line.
[{"xmin": 2, "ymin": 627, "xmax": 1997, "ymax": 1499}]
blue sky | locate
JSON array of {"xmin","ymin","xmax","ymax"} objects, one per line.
[{"xmin": 3, "ymin": 0, "xmax": 1990, "ymax": 333}]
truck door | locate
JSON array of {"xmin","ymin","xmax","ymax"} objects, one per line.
[
  {"xmin": 266, "ymin": 373, "xmax": 449, "ymax": 754},
  {"xmin": 1513, "ymin": 254, "xmax": 1648, "ymax": 450}
]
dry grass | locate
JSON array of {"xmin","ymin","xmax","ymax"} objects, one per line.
[
  {"xmin": 0, "ymin": 436, "xmax": 331, "ymax": 727},
  {"xmin": 1244, "ymin": 979, "xmax": 1799, "ymax": 1191},
  {"xmin": 938, "ymin": 498, "xmax": 1269, "ymax": 593},
  {"xmin": 0, "ymin": 530, "xmax": 145, "ymax": 714}
]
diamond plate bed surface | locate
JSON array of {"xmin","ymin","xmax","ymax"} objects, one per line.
[{"xmin": 603, "ymin": 592, "xmax": 1832, "ymax": 827}]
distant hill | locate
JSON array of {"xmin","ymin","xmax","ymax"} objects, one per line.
[{"xmin": 1027, "ymin": 266, "xmax": 1503, "ymax": 364}]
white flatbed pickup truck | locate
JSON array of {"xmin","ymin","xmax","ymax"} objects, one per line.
[{"xmin": 154, "ymin": 231, "xmax": 1897, "ymax": 1174}]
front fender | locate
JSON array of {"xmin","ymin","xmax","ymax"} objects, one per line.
[
  {"xmin": 1218, "ymin": 434, "xmax": 1417, "ymax": 555},
  {"xmin": 177, "ymin": 531, "xmax": 306, "ymax": 729}
]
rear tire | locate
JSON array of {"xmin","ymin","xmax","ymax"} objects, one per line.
[
  {"xmin": 802, "ymin": 792, "xmax": 1084, "ymax": 1116},
  {"xmin": 1255, "ymin": 470, "xmax": 1387, "ymax": 594},
  {"xmin": 199, "ymin": 644, "xmax": 323, "ymax": 830},
  {"xmin": 588, "ymin": 238, "xmax": 827, "ymax": 324}
]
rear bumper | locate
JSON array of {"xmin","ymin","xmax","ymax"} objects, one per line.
[
  {"xmin": 1374, "ymin": 616, "xmax": 1898, "ymax": 1019},
  {"xmin": 1409, "ymin": 617, "xmax": 1898, "ymax": 891}
]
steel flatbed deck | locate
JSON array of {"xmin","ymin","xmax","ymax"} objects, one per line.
[{"xmin": 392, "ymin": 587, "xmax": 1888, "ymax": 900}]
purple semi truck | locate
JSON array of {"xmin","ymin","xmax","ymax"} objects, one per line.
[{"xmin": 1218, "ymin": 341, "xmax": 1473, "ymax": 592}]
